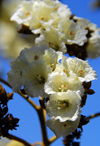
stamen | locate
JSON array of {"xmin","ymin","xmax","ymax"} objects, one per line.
[
  {"xmin": 54, "ymin": 7, "xmax": 57, "ymax": 11},
  {"xmin": 63, "ymin": 122, "xmax": 67, "ymax": 127},
  {"xmin": 78, "ymin": 69, "xmax": 84, "ymax": 75},
  {"xmin": 34, "ymin": 55, "xmax": 38, "ymax": 60},
  {"xmin": 41, "ymin": 17, "xmax": 45, "ymax": 21},
  {"xmin": 63, "ymin": 69, "xmax": 66, "ymax": 73},
  {"xmin": 26, "ymin": 12, "xmax": 30, "ymax": 16},
  {"xmin": 49, "ymin": 42, "xmax": 54, "ymax": 48},
  {"xmin": 20, "ymin": 71, "xmax": 22, "ymax": 76},
  {"xmin": 70, "ymin": 30, "xmax": 74, "ymax": 35}
]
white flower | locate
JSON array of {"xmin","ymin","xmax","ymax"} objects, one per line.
[
  {"xmin": 46, "ymin": 115, "xmax": 80, "ymax": 138},
  {"xmin": 58, "ymin": 18, "xmax": 88, "ymax": 46},
  {"xmin": 44, "ymin": 71, "xmax": 84, "ymax": 95},
  {"xmin": 7, "ymin": 45, "xmax": 61, "ymax": 93},
  {"xmin": 86, "ymin": 35, "xmax": 100, "ymax": 58},
  {"xmin": 73, "ymin": 16, "xmax": 100, "ymax": 58},
  {"xmin": 35, "ymin": 26, "xmax": 67, "ymax": 54},
  {"xmin": 11, "ymin": 1, "xmax": 34, "ymax": 26},
  {"xmin": 20, "ymin": 60, "xmax": 52, "ymax": 97},
  {"xmin": 7, "ymin": 54, "xmax": 29, "ymax": 92},
  {"xmin": 66, "ymin": 57, "xmax": 97, "ymax": 82},
  {"xmin": 11, "ymin": 0, "xmax": 71, "ymax": 34},
  {"xmin": 45, "ymin": 90, "xmax": 81, "ymax": 122},
  {"xmin": 43, "ymin": 48, "xmax": 63, "ymax": 71}
]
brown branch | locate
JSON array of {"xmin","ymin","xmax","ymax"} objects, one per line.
[
  {"xmin": 7, "ymin": 133, "xmax": 31, "ymax": 146},
  {"xmin": 37, "ymin": 107, "xmax": 49, "ymax": 146},
  {"xmin": 86, "ymin": 112, "xmax": 100, "ymax": 120},
  {"xmin": 32, "ymin": 142, "xmax": 42, "ymax": 146},
  {"xmin": 0, "ymin": 77, "xmax": 39, "ymax": 110},
  {"xmin": 48, "ymin": 135, "xmax": 57, "ymax": 145}
]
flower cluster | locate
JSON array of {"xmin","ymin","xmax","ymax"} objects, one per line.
[
  {"xmin": 7, "ymin": 0, "xmax": 98, "ymax": 140},
  {"xmin": 7, "ymin": 45, "xmax": 97, "ymax": 138},
  {"xmin": 10, "ymin": 0, "xmax": 100, "ymax": 59}
]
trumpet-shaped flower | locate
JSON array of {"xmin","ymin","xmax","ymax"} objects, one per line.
[
  {"xmin": 35, "ymin": 26, "xmax": 67, "ymax": 54},
  {"xmin": 20, "ymin": 60, "xmax": 52, "ymax": 97},
  {"xmin": 45, "ymin": 90, "xmax": 81, "ymax": 122},
  {"xmin": 66, "ymin": 57, "xmax": 97, "ymax": 82},
  {"xmin": 7, "ymin": 45, "xmax": 62, "ymax": 93},
  {"xmin": 46, "ymin": 116, "xmax": 80, "ymax": 138},
  {"xmin": 58, "ymin": 18, "xmax": 88, "ymax": 46},
  {"xmin": 44, "ymin": 71, "xmax": 84, "ymax": 95}
]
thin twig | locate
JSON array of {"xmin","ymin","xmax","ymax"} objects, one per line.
[
  {"xmin": 32, "ymin": 142, "xmax": 42, "ymax": 146},
  {"xmin": 0, "ymin": 77, "xmax": 39, "ymax": 110},
  {"xmin": 18, "ymin": 90, "xmax": 39, "ymax": 110},
  {"xmin": 7, "ymin": 133, "xmax": 31, "ymax": 146},
  {"xmin": 0, "ymin": 77, "xmax": 12, "ymax": 88},
  {"xmin": 86, "ymin": 112, "xmax": 100, "ymax": 120},
  {"xmin": 48, "ymin": 135, "xmax": 57, "ymax": 145}
]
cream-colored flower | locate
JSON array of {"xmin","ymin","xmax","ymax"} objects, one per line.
[
  {"xmin": 0, "ymin": 21, "xmax": 36, "ymax": 59},
  {"xmin": 66, "ymin": 57, "xmax": 97, "ymax": 82},
  {"xmin": 7, "ymin": 54, "xmax": 29, "ymax": 92},
  {"xmin": 45, "ymin": 90, "xmax": 81, "ymax": 122},
  {"xmin": 7, "ymin": 45, "xmax": 61, "ymax": 94},
  {"xmin": 10, "ymin": 0, "xmax": 71, "ymax": 34},
  {"xmin": 10, "ymin": 1, "xmax": 34, "ymax": 26},
  {"xmin": 46, "ymin": 115, "xmax": 80, "ymax": 138},
  {"xmin": 35, "ymin": 26, "xmax": 67, "ymax": 54},
  {"xmin": 58, "ymin": 18, "xmax": 88, "ymax": 46},
  {"xmin": 20, "ymin": 60, "xmax": 52, "ymax": 97},
  {"xmin": 44, "ymin": 71, "xmax": 84, "ymax": 95},
  {"xmin": 73, "ymin": 16, "xmax": 100, "ymax": 58}
]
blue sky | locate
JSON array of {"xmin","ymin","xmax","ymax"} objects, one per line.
[{"xmin": 0, "ymin": 0, "xmax": 100, "ymax": 146}]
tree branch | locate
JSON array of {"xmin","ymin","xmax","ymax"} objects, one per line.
[
  {"xmin": 7, "ymin": 133, "xmax": 31, "ymax": 146},
  {"xmin": 0, "ymin": 77, "xmax": 39, "ymax": 110},
  {"xmin": 86, "ymin": 112, "xmax": 100, "ymax": 120},
  {"xmin": 32, "ymin": 142, "xmax": 42, "ymax": 146},
  {"xmin": 48, "ymin": 135, "xmax": 57, "ymax": 145}
]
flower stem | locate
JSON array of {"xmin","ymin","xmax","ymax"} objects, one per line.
[
  {"xmin": 0, "ymin": 77, "xmax": 39, "ymax": 110},
  {"xmin": 86, "ymin": 112, "xmax": 100, "ymax": 120}
]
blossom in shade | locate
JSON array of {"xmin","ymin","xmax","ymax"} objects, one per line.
[
  {"xmin": 73, "ymin": 16, "xmax": 100, "ymax": 58},
  {"xmin": 7, "ymin": 54, "xmax": 29, "ymax": 92},
  {"xmin": 45, "ymin": 90, "xmax": 81, "ymax": 122},
  {"xmin": 20, "ymin": 60, "xmax": 52, "ymax": 97},
  {"xmin": 46, "ymin": 115, "xmax": 80, "ymax": 138}
]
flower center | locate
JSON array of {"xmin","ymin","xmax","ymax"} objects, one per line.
[
  {"xmin": 69, "ymin": 30, "xmax": 74, "ymax": 35},
  {"xmin": 26, "ymin": 11, "xmax": 30, "ymax": 16},
  {"xmin": 36, "ymin": 75, "xmax": 45, "ymax": 84},
  {"xmin": 54, "ymin": 7, "xmax": 57, "ymax": 11},
  {"xmin": 59, "ymin": 83, "xmax": 68, "ymax": 92},
  {"xmin": 55, "ymin": 100, "xmax": 69, "ymax": 110},
  {"xmin": 34, "ymin": 55, "xmax": 38, "ymax": 60},
  {"xmin": 41, "ymin": 16, "xmax": 45, "ymax": 21},
  {"xmin": 78, "ymin": 69, "xmax": 84, "ymax": 75}
]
